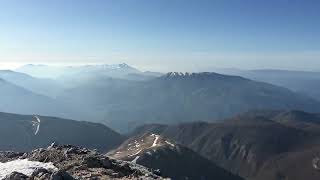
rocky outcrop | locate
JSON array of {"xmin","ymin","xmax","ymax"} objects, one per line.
[
  {"xmin": 0, "ymin": 144, "xmax": 167, "ymax": 180},
  {"xmin": 3, "ymin": 169, "xmax": 74, "ymax": 180}
]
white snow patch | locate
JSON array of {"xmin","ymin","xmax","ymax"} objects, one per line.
[
  {"xmin": 165, "ymin": 141, "xmax": 175, "ymax": 147},
  {"xmin": 131, "ymin": 156, "xmax": 140, "ymax": 163},
  {"xmin": 151, "ymin": 134, "xmax": 160, "ymax": 147},
  {"xmin": 128, "ymin": 149, "xmax": 142, "ymax": 157},
  {"xmin": 0, "ymin": 159, "xmax": 57, "ymax": 179}
]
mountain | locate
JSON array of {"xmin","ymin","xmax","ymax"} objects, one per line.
[
  {"xmin": 0, "ymin": 112, "xmax": 124, "ymax": 152},
  {"xmin": 108, "ymin": 133, "xmax": 244, "ymax": 180},
  {"xmin": 212, "ymin": 68, "xmax": 320, "ymax": 101},
  {"xmin": 126, "ymin": 71, "xmax": 163, "ymax": 81},
  {"xmin": 0, "ymin": 75, "xmax": 94, "ymax": 120},
  {"xmin": 0, "ymin": 144, "xmax": 165, "ymax": 180},
  {"xmin": 6, "ymin": 67, "xmax": 320, "ymax": 133},
  {"xmin": 255, "ymin": 146, "xmax": 320, "ymax": 180},
  {"xmin": 15, "ymin": 64, "xmax": 66, "ymax": 79},
  {"xmin": 271, "ymin": 110, "xmax": 320, "ymax": 133},
  {"xmin": 131, "ymin": 110, "xmax": 320, "ymax": 180},
  {"xmin": 16, "ymin": 63, "xmax": 142, "ymax": 80},
  {"xmin": 0, "ymin": 78, "xmax": 73, "ymax": 117},
  {"xmin": 58, "ymin": 72, "xmax": 320, "ymax": 132},
  {"xmin": 0, "ymin": 70, "xmax": 63, "ymax": 97}
]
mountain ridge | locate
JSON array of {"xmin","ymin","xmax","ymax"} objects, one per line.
[
  {"xmin": 130, "ymin": 110, "xmax": 320, "ymax": 180},
  {"xmin": 108, "ymin": 133, "xmax": 244, "ymax": 180},
  {"xmin": 0, "ymin": 112, "xmax": 124, "ymax": 152}
]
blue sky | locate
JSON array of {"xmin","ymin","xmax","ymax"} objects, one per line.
[{"xmin": 0, "ymin": 0, "xmax": 319, "ymax": 71}]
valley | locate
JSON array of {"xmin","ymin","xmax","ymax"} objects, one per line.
[
  {"xmin": 1, "ymin": 64, "xmax": 320, "ymax": 180},
  {"xmin": 1, "ymin": 1, "xmax": 318, "ymax": 179}
]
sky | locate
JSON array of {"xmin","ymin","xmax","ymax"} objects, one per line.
[{"xmin": 0, "ymin": 0, "xmax": 320, "ymax": 72}]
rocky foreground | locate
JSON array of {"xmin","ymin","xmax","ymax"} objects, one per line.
[{"xmin": 0, "ymin": 144, "xmax": 168, "ymax": 180}]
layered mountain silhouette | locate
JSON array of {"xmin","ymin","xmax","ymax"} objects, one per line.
[
  {"xmin": 16, "ymin": 63, "xmax": 142, "ymax": 80},
  {"xmin": 2, "ymin": 1, "xmax": 319, "ymax": 178},
  {"xmin": 0, "ymin": 78, "xmax": 70, "ymax": 117},
  {"xmin": 0, "ymin": 70, "xmax": 63, "ymax": 97},
  {"xmin": 1, "ymin": 64, "xmax": 319, "ymax": 134},
  {"xmin": 213, "ymin": 68, "xmax": 320, "ymax": 101},
  {"xmin": 58, "ymin": 71, "xmax": 320, "ymax": 132}
]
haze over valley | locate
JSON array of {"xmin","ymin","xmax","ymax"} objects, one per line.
[
  {"xmin": 1, "ymin": 0, "xmax": 320, "ymax": 179},
  {"xmin": 1, "ymin": 64, "xmax": 320, "ymax": 133},
  {"xmin": 1, "ymin": 63, "xmax": 320, "ymax": 179}
]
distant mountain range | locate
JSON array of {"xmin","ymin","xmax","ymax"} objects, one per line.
[
  {"xmin": 212, "ymin": 68, "xmax": 320, "ymax": 101},
  {"xmin": 57, "ymin": 71, "xmax": 320, "ymax": 132},
  {"xmin": 131, "ymin": 110, "xmax": 320, "ymax": 180},
  {"xmin": 16, "ymin": 63, "xmax": 157, "ymax": 81},
  {"xmin": 0, "ymin": 77, "xmax": 69, "ymax": 117},
  {"xmin": 0, "ymin": 64, "xmax": 319, "ymax": 132},
  {"xmin": 0, "ymin": 70, "xmax": 63, "ymax": 97},
  {"xmin": 2, "ymin": 64, "xmax": 320, "ymax": 179}
]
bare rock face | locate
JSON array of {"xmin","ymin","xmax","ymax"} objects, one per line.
[
  {"xmin": 0, "ymin": 151, "xmax": 25, "ymax": 163},
  {"xmin": 0, "ymin": 144, "xmax": 168, "ymax": 180},
  {"xmin": 4, "ymin": 172, "xmax": 28, "ymax": 180}
]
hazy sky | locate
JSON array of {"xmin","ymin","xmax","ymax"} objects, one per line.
[{"xmin": 0, "ymin": 0, "xmax": 320, "ymax": 71}]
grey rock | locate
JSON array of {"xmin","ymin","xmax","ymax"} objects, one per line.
[
  {"xmin": 4, "ymin": 172, "xmax": 28, "ymax": 180},
  {"xmin": 0, "ymin": 145, "xmax": 167, "ymax": 180},
  {"xmin": 50, "ymin": 170, "xmax": 75, "ymax": 180}
]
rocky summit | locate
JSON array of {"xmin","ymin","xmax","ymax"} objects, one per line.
[{"xmin": 0, "ymin": 144, "xmax": 168, "ymax": 180}]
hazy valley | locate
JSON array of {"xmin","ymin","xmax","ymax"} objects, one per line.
[
  {"xmin": 1, "ymin": 1, "xmax": 319, "ymax": 179},
  {"xmin": 1, "ymin": 64, "xmax": 320, "ymax": 179},
  {"xmin": 2, "ymin": 64, "xmax": 320, "ymax": 133}
]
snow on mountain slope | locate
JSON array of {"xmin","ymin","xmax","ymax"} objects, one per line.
[
  {"xmin": 0, "ymin": 159, "xmax": 57, "ymax": 179},
  {"xmin": 108, "ymin": 133, "xmax": 176, "ymax": 161},
  {"xmin": 108, "ymin": 133, "xmax": 244, "ymax": 180},
  {"xmin": 0, "ymin": 144, "xmax": 166, "ymax": 180}
]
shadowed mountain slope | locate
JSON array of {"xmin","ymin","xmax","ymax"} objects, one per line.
[
  {"xmin": 0, "ymin": 112, "xmax": 124, "ymax": 152},
  {"xmin": 131, "ymin": 110, "xmax": 320, "ymax": 180},
  {"xmin": 108, "ymin": 133, "xmax": 244, "ymax": 180}
]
